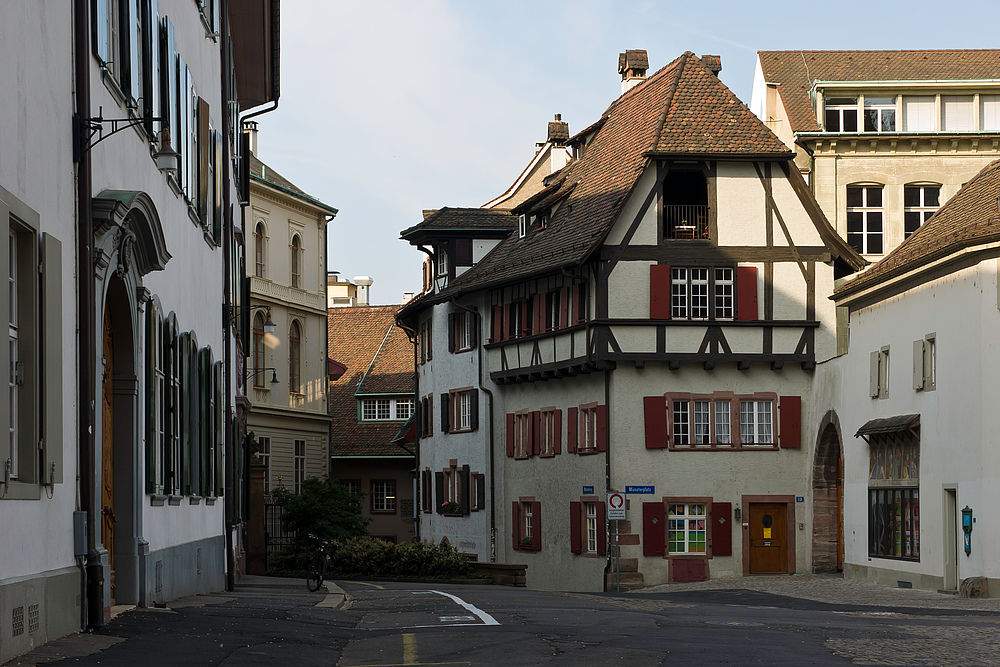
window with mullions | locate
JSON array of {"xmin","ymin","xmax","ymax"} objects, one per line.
[
  {"xmin": 293, "ymin": 439, "xmax": 305, "ymax": 494},
  {"xmin": 864, "ymin": 97, "xmax": 896, "ymax": 132},
  {"xmin": 254, "ymin": 222, "xmax": 266, "ymax": 278},
  {"xmin": 903, "ymin": 185, "xmax": 940, "ymax": 239},
  {"xmin": 585, "ymin": 502, "xmax": 599, "ymax": 554},
  {"xmin": 846, "ymin": 185, "xmax": 884, "ymax": 255},
  {"xmin": 670, "ymin": 268, "xmax": 733, "ymax": 320},
  {"xmin": 372, "ymin": 479, "xmax": 396, "ymax": 512},
  {"xmin": 290, "ymin": 235, "xmax": 301, "ymax": 288},
  {"xmin": 668, "ymin": 503, "xmax": 707, "ymax": 554},
  {"xmin": 670, "ymin": 398, "xmax": 732, "ymax": 447},
  {"xmin": 824, "ymin": 98, "xmax": 858, "ymax": 132},
  {"xmin": 252, "ymin": 313, "xmax": 266, "ymax": 388},
  {"xmin": 868, "ymin": 431, "xmax": 920, "ymax": 560},
  {"xmin": 257, "ymin": 436, "xmax": 271, "ymax": 493},
  {"xmin": 288, "ymin": 321, "xmax": 301, "ymax": 393},
  {"xmin": 360, "ymin": 397, "xmax": 413, "ymax": 421},
  {"xmin": 740, "ymin": 400, "xmax": 773, "ymax": 445}
]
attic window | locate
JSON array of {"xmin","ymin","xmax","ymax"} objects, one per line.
[
  {"xmin": 437, "ymin": 246, "xmax": 449, "ymax": 276},
  {"xmin": 538, "ymin": 213, "xmax": 548, "ymax": 230},
  {"xmin": 663, "ymin": 170, "xmax": 709, "ymax": 240},
  {"xmin": 518, "ymin": 214, "xmax": 527, "ymax": 238}
]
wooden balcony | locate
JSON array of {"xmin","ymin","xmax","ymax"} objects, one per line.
[{"xmin": 665, "ymin": 205, "xmax": 709, "ymax": 240}]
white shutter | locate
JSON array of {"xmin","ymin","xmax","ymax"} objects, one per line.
[
  {"xmin": 942, "ymin": 96, "xmax": 974, "ymax": 131},
  {"xmin": 870, "ymin": 351, "xmax": 880, "ymax": 398},
  {"xmin": 913, "ymin": 339, "xmax": 925, "ymax": 390},
  {"xmin": 903, "ymin": 96, "xmax": 935, "ymax": 131},
  {"xmin": 980, "ymin": 95, "xmax": 1000, "ymax": 131}
]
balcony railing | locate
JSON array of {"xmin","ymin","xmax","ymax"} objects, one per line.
[{"xmin": 665, "ymin": 205, "xmax": 709, "ymax": 240}]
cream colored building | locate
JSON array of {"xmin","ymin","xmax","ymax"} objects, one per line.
[
  {"xmin": 751, "ymin": 50, "xmax": 1000, "ymax": 260},
  {"xmin": 247, "ymin": 145, "xmax": 337, "ymax": 494}
]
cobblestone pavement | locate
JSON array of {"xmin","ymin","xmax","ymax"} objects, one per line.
[{"xmin": 636, "ymin": 574, "xmax": 1000, "ymax": 666}]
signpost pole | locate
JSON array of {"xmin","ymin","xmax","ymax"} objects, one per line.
[{"xmin": 615, "ymin": 520, "xmax": 620, "ymax": 593}]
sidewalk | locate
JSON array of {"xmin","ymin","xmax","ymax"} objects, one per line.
[{"xmin": 636, "ymin": 572, "xmax": 1000, "ymax": 612}]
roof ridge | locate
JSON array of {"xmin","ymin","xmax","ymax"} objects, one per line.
[{"xmin": 646, "ymin": 53, "xmax": 688, "ymax": 154}]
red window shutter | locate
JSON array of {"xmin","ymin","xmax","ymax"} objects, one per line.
[
  {"xmin": 597, "ymin": 502, "xmax": 607, "ymax": 556},
  {"xmin": 533, "ymin": 295, "xmax": 544, "ymax": 335},
  {"xmin": 649, "ymin": 264, "xmax": 672, "ymax": 319},
  {"xmin": 530, "ymin": 410, "xmax": 540, "ymax": 456},
  {"xmin": 559, "ymin": 287, "xmax": 569, "ymax": 328},
  {"xmin": 502, "ymin": 303, "xmax": 510, "ymax": 340},
  {"xmin": 506, "ymin": 413, "xmax": 515, "ymax": 457},
  {"xmin": 531, "ymin": 501, "xmax": 542, "ymax": 549},
  {"xmin": 521, "ymin": 300, "xmax": 530, "ymax": 337},
  {"xmin": 643, "ymin": 396, "xmax": 668, "ymax": 448},
  {"xmin": 779, "ymin": 396, "xmax": 801, "ymax": 449},
  {"xmin": 570, "ymin": 502, "xmax": 582, "ymax": 553},
  {"xmin": 596, "ymin": 405, "xmax": 607, "ymax": 452},
  {"xmin": 567, "ymin": 407, "xmax": 578, "ymax": 452},
  {"xmin": 711, "ymin": 502, "xmax": 732, "ymax": 556},
  {"xmin": 553, "ymin": 409, "xmax": 562, "ymax": 454},
  {"xmin": 643, "ymin": 502, "xmax": 665, "ymax": 556},
  {"xmin": 492, "ymin": 306, "xmax": 502, "ymax": 343},
  {"xmin": 572, "ymin": 284, "xmax": 583, "ymax": 324},
  {"xmin": 512, "ymin": 501, "xmax": 520, "ymax": 549},
  {"xmin": 736, "ymin": 266, "xmax": 758, "ymax": 321}
]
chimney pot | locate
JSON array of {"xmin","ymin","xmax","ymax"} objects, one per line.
[
  {"xmin": 547, "ymin": 114, "xmax": 570, "ymax": 146},
  {"xmin": 618, "ymin": 49, "xmax": 649, "ymax": 93},
  {"xmin": 701, "ymin": 54, "xmax": 723, "ymax": 77}
]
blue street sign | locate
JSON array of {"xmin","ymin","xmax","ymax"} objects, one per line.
[
  {"xmin": 582, "ymin": 486, "xmax": 595, "ymax": 494},
  {"xmin": 796, "ymin": 496, "xmax": 805, "ymax": 502},
  {"xmin": 625, "ymin": 486, "xmax": 655, "ymax": 494}
]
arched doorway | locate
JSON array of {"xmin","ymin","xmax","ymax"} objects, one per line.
[{"xmin": 812, "ymin": 416, "xmax": 844, "ymax": 573}]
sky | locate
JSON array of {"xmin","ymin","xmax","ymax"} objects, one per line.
[{"xmin": 255, "ymin": 0, "xmax": 1000, "ymax": 306}]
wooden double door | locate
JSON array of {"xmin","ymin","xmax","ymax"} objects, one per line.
[{"xmin": 748, "ymin": 503, "xmax": 788, "ymax": 574}]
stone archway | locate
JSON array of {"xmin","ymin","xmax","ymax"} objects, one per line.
[{"xmin": 812, "ymin": 414, "xmax": 844, "ymax": 573}]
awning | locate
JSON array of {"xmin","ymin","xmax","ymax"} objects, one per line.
[
  {"xmin": 391, "ymin": 414, "xmax": 416, "ymax": 445},
  {"xmin": 328, "ymin": 358, "xmax": 347, "ymax": 380},
  {"xmin": 855, "ymin": 414, "xmax": 920, "ymax": 438}
]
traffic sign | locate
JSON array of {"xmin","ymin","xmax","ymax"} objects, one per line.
[{"xmin": 607, "ymin": 492, "xmax": 626, "ymax": 520}]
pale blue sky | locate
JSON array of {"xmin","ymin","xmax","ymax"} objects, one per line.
[{"xmin": 255, "ymin": 0, "xmax": 1000, "ymax": 305}]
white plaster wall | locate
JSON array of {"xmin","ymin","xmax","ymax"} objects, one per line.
[
  {"xmin": 608, "ymin": 260, "xmax": 652, "ymax": 319},
  {"xmin": 604, "ymin": 167, "xmax": 658, "ymax": 246},
  {"xmin": 472, "ymin": 239, "xmax": 501, "ymax": 264},
  {"xmin": 716, "ymin": 163, "xmax": 768, "ymax": 247},
  {"xmin": 0, "ymin": 2, "xmax": 79, "ymax": 582}
]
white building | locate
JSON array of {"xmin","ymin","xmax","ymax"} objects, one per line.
[{"xmin": 815, "ymin": 159, "xmax": 1000, "ymax": 595}]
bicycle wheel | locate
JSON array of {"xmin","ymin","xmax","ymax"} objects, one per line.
[{"xmin": 306, "ymin": 557, "xmax": 324, "ymax": 592}]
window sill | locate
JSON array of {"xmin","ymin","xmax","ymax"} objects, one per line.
[
  {"xmin": 370, "ymin": 510, "xmax": 397, "ymax": 515},
  {"xmin": 150, "ymin": 494, "xmax": 168, "ymax": 507},
  {"xmin": 0, "ymin": 481, "xmax": 41, "ymax": 500},
  {"xmin": 100, "ymin": 68, "xmax": 128, "ymax": 107},
  {"xmin": 205, "ymin": 497, "xmax": 217, "ymax": 506},
  {"xmin": 867, "ymin": 554, "xmax": 920, "ymax": 563},
  {"xmin": 443, "ymin": 512, "xmax": 464, "ymax": 517},
  {"xmin": 667, "ymin": 553, "xmax": 710, "ymax": 559},
  {"xmin": 539, "ymin": 451, "xmax": 557, "ymax": 458},
  {"xmin": 168, "ymin": 495, "xmax": 183, "ymax": 506},
  {"xmin": 575, "ymin": 448, "xmax": 601, "ymax": 456},
  {"xmin": 668, "ymin": 443, "xmax": 777, "ymax": 451},
  {"xmin": 189, "ymin": 495, "xmax": 203, "ymax": 505}
]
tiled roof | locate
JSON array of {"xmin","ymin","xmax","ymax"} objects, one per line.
[
  {"xmin": 757, "ymin": 50, "xmax": 1000, "ymax": 133},
  {"xmin": 401, "ymin": 52, "xmax": 791, "ymax": 303},
  {"xmin": 328, "ymin": 306, "xmax": 415, "ymax": 457},
  {"xmin": 399, "ymin": 208, "xmax": 517, "ymax": 238},
  {"xmin": 250, "ymin": 153, "xmax": 339, "ymax": 215},
  {"xmin": 836, "ymin": 159, "xmax": 1000, "ymax": 297}
]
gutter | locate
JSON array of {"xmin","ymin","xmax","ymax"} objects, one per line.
[{"xmin": 395, "ymin": 318, "xmax": 420, "ymax": 540}]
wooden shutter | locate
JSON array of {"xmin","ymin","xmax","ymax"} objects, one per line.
[
  {"xmin": 42, "ymin": 234, "xmax": 63, "ymax": 484},
  {"xmin": 736, "ymin": 266, "xmax": 758, "ymax": 321},
  {"xmin": 650, "ymin": 264, "xmax": 672, "ymax": 319},
  {"xmin": 530, "ymin": 411, "xmax": 540, "ymax": 456},
  {"xmin": 502, "ymin": 303, "xmax": 510, "ymax": 341},
  {"xmin": 460, "ymin": 465, "xmax": 471, "ymax": 515},
  {"xmin": 506, "ymin": 413, "xmax": 515, "ymax": 457},
  {"xmin": 567, "ymin": 407, "xmax": 578, "ymax": 453},
  {"xmin": 711, "ymin": 502, "xmax": 732, "ymax": 556},
  {"xmin": 213, "ymin": 130, "xmax": 223, "ymax": 243},
  {"xmin": 531, "ymin": 501, "xmax": 542, "ymax": 549},
  {"xmin": 469, "ymin": 313, "xmax": 478, "ymax": 348},
  {"xmin": 492, "ymin": 305, "xmax": 502, "ymax": 343},
  {"xmin": 447, "ymin": 313, "xmax": 456, "ymax": 352},
  {"xmin": 512, "ymin": 501, "xmax": 521, "ymax": 548},
  {"xmin": 778, "ymin": 396, "xmax": 801, "ymax": 449},
  {"xmin": 870, "ymin": 351, "xmax": 880, "ymax": 397},
  {"xmin": 913, "ymin": 339, "xmax": 925, "ymax": 390},
  {"xmin": 144, "ymin": 303, "xmax": 158, "ymax": 493},
  {"xmin": 455, "ymin": 238, "xmax": 473, "ymax": 266},
  {"xmin": 128, "ymin": 0, "xmax": 141, "ymax": 105},
  {"xmin": 553, "ymin": 409, "xmax": 562, "ymax": 455},
  {"xmin": 470, "ymin": 391, "xmax": 479, "ymax": 431},
  {"xmin": 476, "ymin": 474, "xmax": 486, "ymax": 511},
  {"xmin": 428, "ymin": 395, "xmax": 433, "ymax": 435},
  {"xmin": 643, "ymin": 396, "xmax": 668, "ymax": 448},
  {"xmin": 559, "ymin": 287, "xmax": 569, "ymax": 328},
  {"xmin": 179, "ymin": 333, "xmax": 191, "ymax": 494},
  {"xmin": 143, "ymin": 0, "xmax": 161, "ymax": 136},
  {"xmin": 597, "ymin": 502, "xmax": 607, "ymax": 556},
  {"xmin": 570, "ymin": 502, "xmax": 582, "ymax": 553},
  {"xmin": 521, "ymin": 300, "xmax": 530, "ymax": 337},
  {"xmin": 440, "ymin": 393, "xmax": 450, "ymax": 433},
  {"xmin": 643, "ymin": 502, "xmax": 666, "ymax": 556},
  {"xmin": 435, "ymin": 471, "xmax": 445, "ymax": 513},
  {"xmin": 214, "ymin": 361, "xmax": 223, "ymax": 496},
  {"xmin": 533, "ymin": 295, "xmax": 544, "ymax": 335},
  {"xmin": 596, "ymin": 405, "xmax": 608, "ymax": 452}
]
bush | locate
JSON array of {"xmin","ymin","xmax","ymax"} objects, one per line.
[
  {"xmin": 328, "ymin": 537, "xmax": 477, "ymax": 579},
  {"xmin": 272, "ymin": 476, "xmax": 370, "ymax": 542}
]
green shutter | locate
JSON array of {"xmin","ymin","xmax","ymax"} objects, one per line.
[
  {"xmin": 42, "ymin": 234, "xmax": 63, "ymax": 484},
  {"xmin": 214, "ymin": 361, "xmax": 224, "ymax": 496},
  {"xmin": 144, "ymin": 300, "xmax": 158, "ymax": 493},
  {"xmin": 180, "ymin": 332, "xmax": 191, "ymax": 494},
  {"xmin": 200, "ymin": 348, "xmax": 212, "ymax": 497}
]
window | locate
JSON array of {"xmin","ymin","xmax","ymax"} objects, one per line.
[
  {"xmin": 668, "ymin": 503, "xmax": 707, "ymax": 554},
  {"xmin": 418, "ymin": 395, "xmax": 433, "ymax": 437},
  {"xmin": 579, "ymin": 405, "xmax": 598, "ymax": 452},
  {"xmin": 740, "ymin": 400, "xmax": 774, "ymax": 445},
  {"xmin": 441, "ymin": 389, "xmax": 477, "ymax": 433},
  {"xmin": 863, "ymin": 97, "xmax": 896, "ymax": 132},
  {"xmin": 254, "ymin": 222, "xmax": 265, "ymax": 278},
  {"xmin": 824, "ymin": 97, "xmax": 858, "ymax": 132},
  {"xmin": 252, "ymin": 313, "xmax": 266, "ymax": 388},
  {"xmin": 663, "ymin": 170, "xmax": 709, "ymax": 240},
  {"xmin": 290, "ymin": 234, "xmax": 301, "ymax": 288},
  {"xmin": 903, "ymin": 185, "xmax": 940, "ymax": 239},
  {"xmin": 570, "ymin": 499, "xmax": 606, "ymax": 555},
  {"xmin": 421, "ymin": 469, "xmax": 432, "ymax": 513},
  {"xmin": 868, "ymin": 431, "xmax": 919, "ymax": 560},
  {"xmin": 258, "ymin": 436, "xmax": 271, "ymax": 493},
  {"xmin": 343, "ymin": 479, "xmax": 362, "ymax": 497},
  {"xmin": 981, "ymin": 95, "xmax": 1000, "ymax": 131},
  {"xmin": 360, "ymin": 397, "xmax": 412, "ymax": 421},
  {"xmin": 670, "ymin": 268, "xmax": 734, "ymax": 320},
  {"xmin": 288, "ymin": 320, "xmax": 301, "ymax": 393},
  {"xmin": 545, "ymin": 289, "xmax": 565, "ymax": 331},
  {"xmin": 449, "ymin": 311, "xmax": 476, "ymax": 353},
  {"xmin": 145, "ymin": 300, "xmax": 165, "ymax": 494},
  {"xmin": 508, "ymin": 301, "xmax": 526, "ymax": 339},
  {"xmin": 518, "ymin": 214, "xmax": 527, "ymax": 238},
  {"xmin": 439, "ymin": 462, "xmax": 469, "ymax": 514},
  {"xmin": 903, "ymin": 96, "xmax": 935, "ymax": 132},
  {"xmin": 8, "ymin": 230, "xmax": 20, "ymax": 480},
  {"xmin": 913, "ymin": 334, "xmax": 936, "ymax": 392},
  {"xmin": 293, "ymin": 439, "xmax": 305, "ymax": 494},
  {"xmin": 372, "ymin": 480, "xmax": 396, "ymax": 513},
  {"xmin": 436, "ymin": 245, "xmax": 449, "ymax": 276},
  {"xmin": 870, "ymin": 347, "xmax": 890, "ymax": 399},
  {"xmin": 846, "ymin": 185, "xmax": 884, "ymax": 255},
  {"xmin": 513, "ymin": 499, "xmax": 541, "ymax": 551},
  {"xmin": 512, "ymin": 410, "xmax": 531, "ymax": 458},
  {"xmin": 539, "ymin": 408, "xmax": 561, "ymax": 456},
  {"xmin": 942, "ymin": 96, "xmax": 974, "ymax": 131},
  {"xmin": 165, "ymin": 315, "xmax": 181, "ymax": 494},
  {"xmin": 585, "ymin": 502, "xmax": 598, "ymax": 553}
]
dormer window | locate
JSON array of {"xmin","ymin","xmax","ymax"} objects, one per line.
[
  {"xmin": 518, "ymin": 214, "xmax": 527, "ymax": 238},
  {"xmin": 824, "ymin": 98, "xmax": 858, "ymax": 132},
  {"xmin": 437, "ymin": 246, "xmax": 449, "ymax": 276},
  {"xmin": 663, "ymin": 170, "xmax": 709, "ymax": 240},
  {"xmin": 537, "ymin": 213, "xmax": 548, "ymax": 230},
  {"xmin": 864, "ymin": 97, "xmax": 896, "ymax": 132}
]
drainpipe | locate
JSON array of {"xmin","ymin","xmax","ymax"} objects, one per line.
[
  {"xmin": 603, "ymin": 368, "xmax": 611, "ymax": 592},
  {"xmin": 74, "ymin": 0, "xmax": 99, "ymax": 629},
  {"xmin": 451, "ymin": 300, "xmax": 495, "ymax": 562},
  {"xmin": 396, "ymin": 318, "xmax": 419, "ymax": 539}
]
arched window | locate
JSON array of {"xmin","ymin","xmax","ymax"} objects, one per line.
[
  {"xmin": 290, "ymin": 234, "xmax": 301, "ymax": 288},
  {"xmin": 252, "ymin": 313, "xmax": 265, "ymax": 388},
  {"xmin": 254, "ymin": 222, "xmax": 265, "ymax": 278},
  {"xmin": 903, "ymin": 183, "xmax": 941, "ymax": 239},
  {"xmin": 289, "ymin": 320, "xmax": 301, "ymax": 393}
]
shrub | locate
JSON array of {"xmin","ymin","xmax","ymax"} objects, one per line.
[{"xmin": 328, "ymin": 537, "xmax": 476, "ymax": 579}]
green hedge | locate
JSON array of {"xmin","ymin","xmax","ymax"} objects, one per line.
[{"xmin": 269, "ymin": 537, "xmax": 480, "ymax": 579}]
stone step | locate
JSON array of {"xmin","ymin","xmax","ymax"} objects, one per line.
[
  {"xmin": 613, "ymin": 557, "xmax": 638, "ymax": 573},
  {"xmin": 605, "ymin": 571, "xmax": 644, "ymax": 591}
]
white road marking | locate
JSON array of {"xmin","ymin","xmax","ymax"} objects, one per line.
[{"xmin": 429, "ymin": 590, "xmax": 500, "ymax": 626}]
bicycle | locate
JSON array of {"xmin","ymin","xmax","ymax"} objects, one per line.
[{"xmin": 306, "ymin": 534, "xmax": 338, "ymax": 592}]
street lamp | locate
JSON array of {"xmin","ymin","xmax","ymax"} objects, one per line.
[
  {"xmin": 224, "ymin": 304, "xmax": 276, "ymax": 334},
  {"xmin": 73, "ymin": 107, "xmax": 179, "ymax": 177},
  {"xmin": 246, "ymin": 367, "xmax": 280, "ymax": 388}
]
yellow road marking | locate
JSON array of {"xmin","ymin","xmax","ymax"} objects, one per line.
[
  {"xmin": 352, "ymin": 582, "xmax": 385, "ymax": 590},
  {"xmin": 402, "ymin": 633, "xmax": 417, "ymax": 665}
]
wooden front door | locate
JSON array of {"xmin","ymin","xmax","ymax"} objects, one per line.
[
  {"xmin": 748, "ymin": 503, "xmax": 788, "ymax": 574},
  {"xmin": 101, "ymin": 309, "xmax": 116, "ymax": 604}
]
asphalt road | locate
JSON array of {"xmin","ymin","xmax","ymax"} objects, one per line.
[{"xmin": 7, "ymin": 577, "xmax": 1000, "ymax": 666}]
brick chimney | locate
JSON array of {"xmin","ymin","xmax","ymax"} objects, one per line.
[
  {"xmin": 700, "ymin": 54, "xmax": 722, "ymax": 77},
  {"xmin": 547, "ymin": 114, "xmax": 569, "ymax": 146},
  {"xmin": 619, "ymin": 50, "xmax": 649, "ymax": 93}
]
